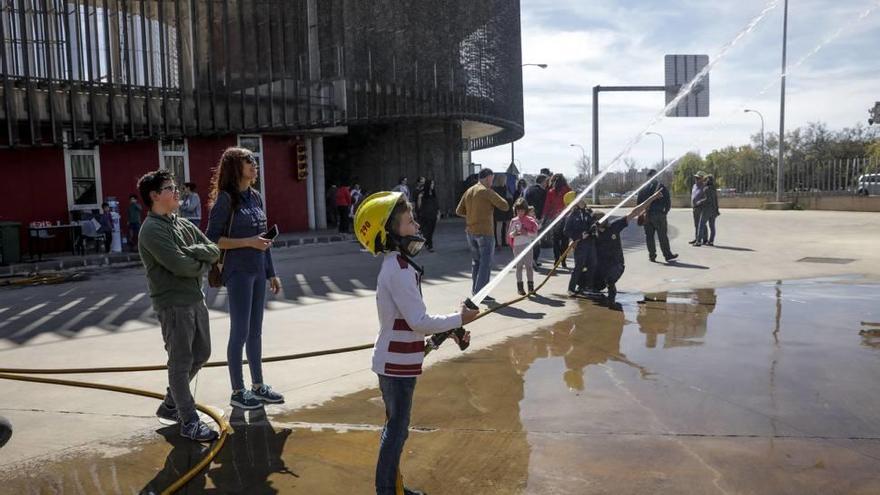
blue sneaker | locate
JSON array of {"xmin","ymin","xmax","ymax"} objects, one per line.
[
  {"xmin": 180, "ymin": 419, "xmax": 218, "ymax": 442},
  {"xmin": 155, "ymin": 401, "xmax": 178, "ymax": 423},
  {"xmin": 251, "ymin": 384, "xmax": 285, "ymax": 404},
  {"xmin": 230, "ymin": 389, "xmax": 264, "ymax": 410}
]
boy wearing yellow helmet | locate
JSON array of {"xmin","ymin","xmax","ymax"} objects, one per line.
[
  {"xmin": 354, "ymin": 191, "xmax": 479, "ymax": 495},
  {"xmin": 562, "ymin": 191, "xmax": 597, "ymax": 297}
]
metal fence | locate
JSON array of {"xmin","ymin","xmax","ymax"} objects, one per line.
[{"xmin": 713, "ymin": 157, "xmax": 880, "ymax": 196}]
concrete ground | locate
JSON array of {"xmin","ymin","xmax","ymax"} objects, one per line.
[{"xmin": 0, "ymin": 209, "xmax": 879, "ymax": 494}]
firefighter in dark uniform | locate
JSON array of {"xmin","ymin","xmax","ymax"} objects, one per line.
[{"xmin": 592, "ymin": 189, "xmax": 663, "ymax": 298}]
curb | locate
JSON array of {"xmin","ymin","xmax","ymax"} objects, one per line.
[{"xmin": 2, "ymin": 233, "xmax": 355, "ymax": 277}]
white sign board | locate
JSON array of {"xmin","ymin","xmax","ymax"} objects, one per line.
[{"xmin": 664, "ymin": 54, "xmax": 709, "ymax": 117}]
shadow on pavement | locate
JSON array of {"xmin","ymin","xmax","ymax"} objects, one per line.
[
  {"xmin": 709, "ymin": 245, "xmax": 755, "ymax": 252},
  {"xmin": 142, "ymin": 408, "xmax": 295, "ymax": 494},
  {"xmin": 665, "ymin": 261, "xmax": 710, "ymax": 270}
]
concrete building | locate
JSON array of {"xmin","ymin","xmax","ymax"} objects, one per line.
[{"xmin": 0, "ymin": 0, "xmax": 523, "ymax": 241}]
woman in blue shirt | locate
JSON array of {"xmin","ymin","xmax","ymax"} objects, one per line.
[{"xmin": 207, "ymin": 147, "xmax": 284, "ymax": 410}]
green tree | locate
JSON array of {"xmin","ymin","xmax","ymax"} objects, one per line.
[{"xmin": 671, "ymin": 152, "xmax": 705, "ymax": 194}]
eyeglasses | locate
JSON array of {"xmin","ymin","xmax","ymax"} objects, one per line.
[{"xmin": 160, "ymin": 185, "xmax": 179, "ymax": 193}]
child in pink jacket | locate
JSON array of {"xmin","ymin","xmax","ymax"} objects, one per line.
[{"xmin": 508, "ymin": 198, "xmax": 540, "ymax": 295}]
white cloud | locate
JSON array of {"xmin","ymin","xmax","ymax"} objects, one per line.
[{"xmin": 474, "ymin": 0, "xmax": 880, "ymax": 178}]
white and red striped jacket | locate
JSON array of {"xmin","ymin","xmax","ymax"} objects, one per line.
[{"xmin": 372, "ymin": 253, "xmax": 462, "ymax": 377}]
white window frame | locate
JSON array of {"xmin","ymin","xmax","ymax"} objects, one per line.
[
  {"xmin": 64, "ymin": 146, "xmax": 103, "ymax": 212},
  {"xmin": 237, "ymin": 134, "xmax": 267, "ymax": 210},
  {"xmin": 158, "ymin": 138, "xmax": 190, "ymax": 183}
]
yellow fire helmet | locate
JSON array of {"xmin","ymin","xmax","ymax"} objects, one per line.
[
  {"xmin": 563, "ymin": 190, "xmax": 578, "ymax": 206},
  {"xmin": 354, "ymin": 191, "xmax": 405, "ymax": 255}
]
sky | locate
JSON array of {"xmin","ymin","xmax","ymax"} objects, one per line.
[{"xmin": 472, "ymin": 0, "xmax": 880, "ymax": 178}]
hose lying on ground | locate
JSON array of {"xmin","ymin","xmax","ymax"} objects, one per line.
[{"xmin": 0, "ymin": 244, "xmax": 575, "ymax": 494}]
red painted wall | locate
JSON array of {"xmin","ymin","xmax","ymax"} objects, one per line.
[
  {"xmin": 187, "ymin": 136, "xmax": 236, "ymax": 230},
  {"xmin": 100, "ymin": 140, "xmax": 159, "ymax": 240},
  {"xmin": 0, "ymin": 147, "xmax": 68, "ymax": 255},
  {"xmin": 0, "ymin": 133, "xmax": 309, "ymax": 261},
  {"xmin": 262, "ymin": 135, "xmax": 309, "ymax": 232}
]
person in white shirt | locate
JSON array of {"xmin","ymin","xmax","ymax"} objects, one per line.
[
  {"xmin": 354, "ymin": 191, "xmax": 479, "ymax": 495},
  {"xmin": 179, "ymin": 182, "xmax": 202, "ymax": 227},
  {"xmin": 391, "ymin": 176, "xmax": 411, "ymax": 201}
]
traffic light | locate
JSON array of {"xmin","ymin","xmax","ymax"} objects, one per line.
[
  {"xmin": 295, "ymin": 141, "xmax": 308, "ymax": 180},
  {"xmin": 869, "ymin": 102, "xmax": 880, "ymax": 125}
]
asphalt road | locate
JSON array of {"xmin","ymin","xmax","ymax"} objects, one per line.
[{"xmin": 0, "ymin": 218, "xmax": 652, "ymax": 348}]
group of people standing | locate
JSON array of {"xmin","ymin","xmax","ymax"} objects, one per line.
[
  {"xmin": 456, "ymin": 166, "xmax": 693, "ymax": 303},
  {"xmin": 690, "ymin": 171, "xmax": 721, "ymax": 246},
  {"xmin": 136, "ymin": 147, "xmax": 284, "ymax": 443}
]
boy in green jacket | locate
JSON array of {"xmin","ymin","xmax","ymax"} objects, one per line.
[{"xmin": 137, "ymin": 170, "xmax": 220, "ymax": 442}]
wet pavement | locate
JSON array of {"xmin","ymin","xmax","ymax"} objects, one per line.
[{"xmin": 2, "ymin": 277, "xmax": 879, "ymax": 494}]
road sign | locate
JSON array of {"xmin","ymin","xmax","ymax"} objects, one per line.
[{"xmin": 664, "ymin": 54, "xmax": 709, "ymax": 117}]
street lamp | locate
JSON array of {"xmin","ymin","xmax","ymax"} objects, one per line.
[
  {"xmin": 511, "ymin": 64, "xmax": 549, "ymax": 169},
  {"xmin": 745, "ymin": 108, "xmax": 766, "ymax": 192},
  {"xmin": 645, "ymin": 132, "xmax": 664, "ymax": 168},
  {"xmin": 776, "ymin": 0, "xmax": 789, "ymax": 202}
]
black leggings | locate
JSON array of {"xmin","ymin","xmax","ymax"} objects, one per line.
[{"xmin": 552, "ymin": 223, "xmax": 568, "ymax": 264}]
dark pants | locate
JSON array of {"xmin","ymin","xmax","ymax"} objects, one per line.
[
  {"xmin": 376, "ymin": 374, "xmax": 417, "ymax": 495},
  {"xmin": 644, "ymin": 212, "xmax": 673, "ymax": 259},
  {"xmin": 593, "ymin": 262, "xmax": 625, "ymax": 292},
  {"xmin": 337, "ymin": 206, "xmax": 349, "ymax": 233},
  {"xmin": 128, "ymin": 222, "xmax": 141, "ymax": 252},
  {"xmin": 102, "ymin": 232, "xmax": 112, "ymax": 253},
  {"xmin": 699, "ymin": 213, "xmax": 716, "ymax": 243},
  {"xmin": 420, "ymin": 216, "xmax": 437, "ymax": 249},
  {"xmin": 494, "ymin": 220, "xmax": 509, "ymax": 247},
  {"xmin": 157, "ymin": 302, "xmax": 212, "ymax": 424},
  {"xmin": 692, "ymin": 207, "xmax": 703, "ymax": 241},
  {"xmin": 532, "ymin": 224, "xmax": 545, "ymax": 262},
  {"xmin": 552, "ymin": 222, "xmax": 568, "ymax": 265},
  {"xmin": 226, "ymin": 270, "xmax": 267, "ymax": 391},
  {"xmin": 570, "ymin": 244, "xmax": 597, "ymax": 293}
]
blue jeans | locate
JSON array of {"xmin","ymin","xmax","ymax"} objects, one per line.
[
  {"xmin": 467, "ymin": 233, "xmax": 495, "ymax": 295},
  {"xmin": 225, "ymin": 270, "xmax": 267, "ymax": 391},
  {"xmin": 376, "ymin": 374, "xmax": 416, "ymax": 495}
]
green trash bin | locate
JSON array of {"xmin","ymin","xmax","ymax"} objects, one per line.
[{"xmin": 0, "ymin": 221, "xmax": 22, "ymax": 265}]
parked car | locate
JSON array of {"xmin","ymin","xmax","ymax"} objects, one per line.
[{"xmin": 856, "ymin": 174, "xmax": 880, "ymax": 196}]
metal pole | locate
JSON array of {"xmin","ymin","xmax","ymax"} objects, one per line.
[
  {"xmin": 776, "ymin": 0, "xmax": 789, "ymax": 202},
  {"xmin": 511, "ymin": 142, "xmax": 515, "ymax": 168},
  {"xmin": 592, "ymin": 86, "xmax": 599, "ymax": 204}
]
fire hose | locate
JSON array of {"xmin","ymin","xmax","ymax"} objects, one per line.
[{"xmin": 0, "ymin": 242, "xmax": 576, "ymax": 494}]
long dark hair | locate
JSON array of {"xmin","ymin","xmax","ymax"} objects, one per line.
[
  {"xmin": 549, "ymin": 173, "xmax": 568, "ymax": 192},
  {"xmin": 423, "ymin": 179, "xmax": 436, "ymax": 197},
  {"xmin": 208, "ymin": 147, "xmax": 255, "ymax": 208}
]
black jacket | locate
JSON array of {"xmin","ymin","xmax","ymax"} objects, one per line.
[
  {"xmin": 637, "ymin": 180, "xmax": 671, "ymax": 215},
  {"xmin": 524, "ymin": 184, "xmax": 547, "ymax": 220},
  {"xmin": 563, "ymin": 208, "xmax": 595, "ymax": 256}
]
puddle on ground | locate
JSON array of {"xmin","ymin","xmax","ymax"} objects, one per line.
[{"xmin": 2, "ymin": 278, "xmax": 879, "ymax": 494}]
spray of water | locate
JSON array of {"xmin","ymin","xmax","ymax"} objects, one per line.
[
  {"xmin": 471, "ymin": 0, "xmax": 781, "ymax": 304},
  {"xmin": 714, "ymin": 1, "xmax": 880, "ymax": 130}
]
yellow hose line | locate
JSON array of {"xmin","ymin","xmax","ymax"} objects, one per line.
[
  {"xmin": 0, "ymin": 243, "xmax": 575, "ymax": 376},
  {"xmin": 0, "ymin": 241, "xmax": 577, "ymax": 493},
  {"xmin": 0, "ymin": 372, "xmax": 229, "ymax": 495}
]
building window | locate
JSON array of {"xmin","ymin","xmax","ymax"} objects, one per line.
[
  {"xmin": 64, "ymin": 148, "xmax": 102, "ymax": 211},
  {"xmin": 238, "ymin": 135, "xmax": 266, "ymax": 202},
  {"xmin": 159, "ymin": 139, "xmax": 188, "ymax": 183}
]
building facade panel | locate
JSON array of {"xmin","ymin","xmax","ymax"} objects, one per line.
[{"xmin": 1, "ymin": 0, "xmax": 524, "ymax": 241}]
